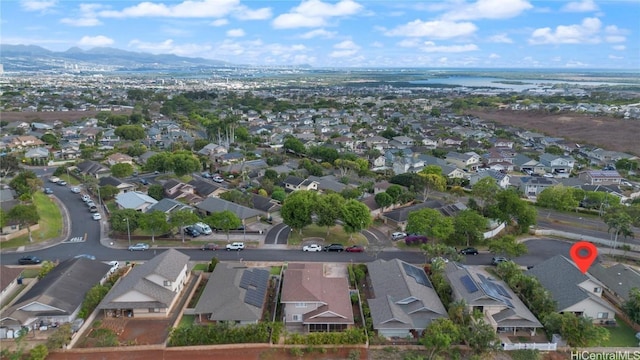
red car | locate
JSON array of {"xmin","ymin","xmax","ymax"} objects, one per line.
[{"xmin": 345, "ymin": 245, "xmax": 364, "ymax": 253}]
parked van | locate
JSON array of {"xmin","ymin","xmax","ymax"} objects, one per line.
[
  {"xmin": 193, "ymin": 222, "xmax": 212, "ymax": 235},
  {"xmin": 49, "ymin": 176, "xmax": 60, "ymax": 183}
]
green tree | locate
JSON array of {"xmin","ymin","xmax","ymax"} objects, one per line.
[
  {"xmin": 126, "ymin": 143, "xmax": 148, "ymax": 157},
  {"xmin": 465, "ymin": 318, "xmax": 500, "ymax": 354},
  {"xmin": 205, "ymin": 210, "xmax": 242, "ymax": 241},
  {"xmin": 38, "ymin": 261, "xmax": 56, "ymax": 279},
  {"xmin": 40, "ymin": 133, "xmax": 59, "ymax": 147},
  {"xmin": 110, "ymin": 163, "xmax": 134, "ymax": 178},
  {"xmin": 145, "ymin": 152, "xmax": 173, "ymax": 172},
  {"xmin": 623, "ymin": 288, "xmax": 640, "ymax": 325},
  {"xmin": 147, "ymin": 184, "xmax": 165, "ymax": 200},
  {"xmin": 453, "ymin": 209, "xmax": 488, "ymax": 247},
  {"xmin": 78, "ymin": 284, "xmax": 110, "ymax": 319},
  {"xmin": 171, "ymin": 151, "xmax": 201, "ymax": 176},
  {"xmin": 281, "ymin": 190, "xmax": 317, "ymax": 234},
  {"xmin": 109, "ymin": 209, "xmax": 142, "ymax": 232},
  {"xmin": 385, "ymin": 185, "xmax": 404, "ymax": 202},
  {"xmin": 169, "ymin": 210, "xmax": 200, "ymax": 242},
  {"xmin": 29, "ymin": 344, "xmax": 48, "ymax": 360},
  {"xmin": 0, "ymin": 153, "xmax": 20, "ymax": 176},
  {"xmin": 45, "ymin": 323, "xmax": 72, "ymax": 350},
  {"xmin": 139, "ymin": 210, "xmax": 171, "ymax": 243},
  {"xmin": 543, "ymin": 312, "xmax": 609, "ymax": 347},
  {"xmin": 471, "ymin": 177, "xmax": 501, "ymax": 213},
  {"xmin": 271, "ymin": 187, "xmax": 286, "ymax": 202},
  {"xmin": 422, "ymin": 318, "xmax": 460, "ymax": 359},
  {"xmin": 283, "ymin": 135, "xmax": 306, "ymax": 154},
  {"xmin": 9, "ymin": 171, "xmax": 41, "ymax": 197},
  {"xmin": 114, "ymin": 125, "xmax": 145, "ymax": 140},
  {"xmin": 374, "ymin": 192, "xmax": 393, "ymax": 209},
  {"xmin": 341, "ymin": 199, "xmax": 372, "ymax": 240},
  {"xmin": 487, "ymin": 189, "xmax": 536, "ymax": 233},
  {"xmin": 263, "ymin": 169, "xmax": 278, "ymax": 181},
  {"xmin": 418, "ymin": 166, "xmax": 447, "ymax": 200},
  {"xmin": 316, "ymin": 193, "xmax": 346, "ymax": 235},
  {"xmin": 603, "ymin": 205, "xmax": 634, "ymax": 249},
  {"xmin": 8, "ymin": 204, "xmax": 40, "ymax": 242},
  {"xmin": 488, "ymin": 235, "xmax": 528, "ymax": 258},
  {"xmin": 406, "ymin": 208, "xmax": 454, "ymax": 242},
  {"xmin": 0, "ymin": 209, "xmax": 6, "ymax": 229},
  {"xmin": 99, "ymin": 185, "xmax": 119, "ymax": 200},
  {"xmin": 537, "ymin": 185, "xmax": 579, "ymax": 211}
]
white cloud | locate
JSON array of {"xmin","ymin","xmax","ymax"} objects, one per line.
[
  {"xmin": 334, "ymin": 40, "xmax": 359, "ymax": 50},
  {"xmin": 397, "ymin": 39, "xmax": 421, "ymax": 48},
  {"xmin": 562, "ymin": 0, "xmax": 598, "ymax": 12},
  {"xmin": 488, "ymin": 34, "xmax": 513, "ymax": 43},
  {"xmin": 385, "ymin": 20, "xmax": 477, "ymax": 39},
  {"xmin": 612, "ymin": 45, "xmax": 626, "ymax": 51},
  {"xmin": 605, "ymin": 35, "xmax": 625, "ymax": 43},
  {"xmin": 99, "ymin": 0, "xmax": 267, "ymax": 19},
  {"xmin": 371, "ymin": 41, "xmax": 383, "ymax": 48},
  {"xmin": 226, "ymin": 28, "xmax": 245, "ymax": 37},
  {"xmin": 529, "ymin": 17, "xmax": 602, "ymax": 45},
  {"xmin": 604, "ymin": 25, "xmax": 627, "ymax": 43},
  {"xmin": 211, "ymin": 19, "xmax": 229, "ymax": 27},
  {"xmin": 61, "ymin": 17, "xmax": 101, "ymax": 27},
  {"xmin": 78, "ymin": 35, "xmax": 114, "ymax": 47},
  {"xmin": 128, "ymin": 39, "xmax": 214, "ymax": 57},
  {"xmin": 608, "ymin": 55, "xmax": 623, "ymax": 60},
  {"xmin": 419, "ymin": 41, "xmax": 479, "ymax": 53},
  {"xmin": 20, "ymin": 0, "xmax": 56, "ymax": 11},
  {"xmin": 330, "ymin": 49, "xmax": 358, "ymax": 58},
  {"xmin": 442, "ymin": 0, "xmax": 532, "ymax": 21},
  {"xmin": 329, "ymin": 39, "xmax": 360, "ymax": 58},
  {"xmin": 299, "ymin": 29, "xmax": 337, "ymax": 39},
  {"xmin": 489, "ymin": 53, "xmax": 500, "ymax": 59},
  {"xmin": 272, "ymin": 0, "xmax": 363, "ymax": 29}
]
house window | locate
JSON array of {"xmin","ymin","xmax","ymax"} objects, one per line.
[
  {"xmin": 292, "ymin": 314, "xmax": 301, "ymax": 321},
  {"xmin": 295, "ymin": 302, "xmax": 307, "ymax": 308},
  {"xmin": 164, "ymin": 280, "xmax": 172, "ymax": 287},
  {"xmin": 597, "ymin": 312, "xmax": 608, "ymax": 319},
  {"xmin": 149, "ymin": 308, "xmax": 160, "ymax": 313},
  {"xmin": 594, "ymin": 287, "xmax": 602, "ymax": 293}
]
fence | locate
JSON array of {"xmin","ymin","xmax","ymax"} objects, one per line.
[{"xmin": 502, "ymin": 342, "xmax": 557, "ymax": 351}]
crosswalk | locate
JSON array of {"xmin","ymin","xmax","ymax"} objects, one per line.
[{"xmin": 65, "ymin": 236, "xmax": 85, "ymax": 243}]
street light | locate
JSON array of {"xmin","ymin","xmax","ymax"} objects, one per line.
[{"xmin": 123, "ymin": 218, "xmax": 131, "ymax": 246}]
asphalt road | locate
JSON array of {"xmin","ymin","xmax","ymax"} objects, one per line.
[{"xmin": 264, "ymin": 223, "xmax": 290, "ymax": 245}]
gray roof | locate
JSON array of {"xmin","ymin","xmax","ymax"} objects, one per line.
[
  {"xmin": 526, "ymin": 255, "xmax": 614, "ymax": 313},
  {"xmin": 193, "ymin": 263, "xmax": 269, "ymax": 322},
  {"xmin": 188, "ymin": 178, "xmax": 223, "ymax": 197},
  {"xmin": 147, "ymin": 198, "xmax": 192, "ymax": 213},
  {"xmin": 367, "ymin": 259, "xmax": 447, "ymax": 331},
  {"xmin": 445, "ymin": 263, "xmax": 542, "ymax": 328},
  {"xmin": 115, "ymin": 191, "xmax": 158, "ymax": 210},
  {"xmin": 99, "ymin": 249, "xmax": 189, "ymax": 310},
  {"xmin": 195, "ymin": 197, "xmax": 263, "ymax": 219},
  {"xmin": 308, "ymin": 175, "xmax": 347, "ymax": 193},
  {"xmin": 589, "ymin": 263, "xmax": 640, "ymax": 302},
  {"xmin": 1, "ymin": 258, "xmax": 110, "ymax": 325},
  {"xmin": 76, "ymin": 160, "xmax": 109, "ymax": 175}
]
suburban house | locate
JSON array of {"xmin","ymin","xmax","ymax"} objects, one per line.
[
  {"xmin": 188, "ymin": 179, "xmax": 227, "ymax": 198},
  {"xmin": 519, "ymin": 177, "xmax": 556, "ymax": 198},
  {"xmin": 589, "ymin": 263, "xmax": 640, "ymax": 306},
  {"xmin": 0, "ymin": 258, "xmax": 111, "ymax": 339},
  {"xmin": 527, "ymin": 255, "xmax": 616, "ymax": 323},
  {"xmin": 469, "ymin": 170, "xmax": 510, "ymax": 189},
  {"xmin": 445, "ymin": 151, "xmax": 480, "ymax": 170},
  {"xmin": 195, "ymin": 197, "xmax": 262, "ymax": 223},
  {"xmin": 444, "ymin": 263, "xmax": 543, "ymax": 335},
  {"xmin": 250, "ymin": 194, "xmax": 282, "ymax": 216},
  {"xmin": 98, "ymin": 176, "xmax": 136, "ymax": 195},
  {"xmin": 197, "ymin": 143, "xmax": 227, "ymax": 158},
  {"xmin": 6, "ymin": 136, "xmax": 45, "ymax": 150},
  {"xmin": 579, "ymin": 170, "xmax": 623, "ymax": 186},
  {"xmin": 115, "ymin": 191, "xmax": 158, "ymax": 212},
  {"xmin": 146, "ymin": 198, "xmax": 193, "ymax": 215},
  {"xmin": 280, "ymin": 263, "xmax": 354, "ymax": 332},
  {"xmin": 0, "ymin": 188, "xmax": 19, "ymax": 235},
  {"xmin": 308, "ymin": 175, "xmax": 348, "ymax": 193},
  {"xmin": 75, "ymin": 160, "xmax": 111, "ymax": 179},
  {"xmin": 512, "ymin": 154, "xmax": 546, "ymax": 175},
  {"xmin": 24, "ymin": 147, "xmax": 50, "ymax": 160},
  {"xmin": 0, "ymin": 266, "xmax": 23, "ymax": 305},
  {"xmin": 162, "ymin": 179, "xmax": 201, "ymax": 204},
  {"xmin": 283, "ymin": 176, "xmax": 319, "ymax": 192},
  {"xmin": 98, "ymin": 249, "xmax": 190, "ymax": 318},
  {"xmin": 367, "ymin": 259, "xmax": 447, "ymax": 339},
  {"xmin": 193, "ymin": 263, "xmax": 270, "ymax": 325},
  {"xmin": 538, "ymin": 153, "xmax": 575, "ymax": 177},
  {"xmin": 382, "ymin": 200, "xmax": 466, "ymax": 230},
  {"xmin": 106, "ymin": 153, "xmax": 134, "ymax": 166}
]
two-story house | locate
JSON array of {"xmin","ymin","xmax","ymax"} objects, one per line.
[
  {"xmin": 283, "ymin": 176, "xmax": 319, "ymax": 192},
  {"xmin": 538, "ymin": 153, "xmax": 575, "ymax": 177},
  {"xmin": 445, "ymin": 151, "xmax": 480, "ymax": 171},
  {"xmin": 579, "ymin": 170, "xmax": 623, "ymax": 186}
]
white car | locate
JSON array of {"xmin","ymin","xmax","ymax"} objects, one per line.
[
  {"xmin": 303, "ymin": 244, "xmax": 322, "ymax": 252},
  {"xmin": 391, "ymin": 232, "xmax": 407, "ymax": 240},
  {"xmin": 226, "ymin": 242, "xmax": 245, "ymax": 251},
  {"xmin": 543, "ymin": 173, "xmax": 554, "ymax": 178},
  {"xmin": 212, "ymin": 175, "xmax": 224, "ymax": 183},
  {"xmin": 92, "ymin": 213, "xmax": 102, "ymax": 221},
  {"xmin": 107, "ymin": 261, "xmax": 119, "ymax": 274},
  {"xmin": 81, "ymin": 194, "xmax": 91, "ymax": 202},
  {"xmin": 70, "ymin": 187, "xmax": 81, "ymax": 193}
]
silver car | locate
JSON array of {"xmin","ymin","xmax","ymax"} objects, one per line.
[{"xmin": 128, "ymin": 243, "xmax": 150, "ymax": 251}]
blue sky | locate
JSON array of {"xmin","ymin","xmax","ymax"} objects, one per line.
[{"xmin": 2, "ymin": 0, "xmax": 638, "ymax": 68}]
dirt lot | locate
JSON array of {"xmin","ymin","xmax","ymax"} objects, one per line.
[
  {"xmin": 468, "ymin": 109, "xmax": 640, "ymax": 156},
  {"xmin": 119, "ymin": 319, "xmax": 171, "ymax": 345}
]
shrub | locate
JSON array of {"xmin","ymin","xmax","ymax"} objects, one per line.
[{"xmin": 405, "ymin": 235, "xmax": 428, "ymax": 246}]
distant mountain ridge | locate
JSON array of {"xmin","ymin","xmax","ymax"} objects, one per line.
[{"xmin": 0, "ymin": 44, "xmax": 229, "ymax": 71}]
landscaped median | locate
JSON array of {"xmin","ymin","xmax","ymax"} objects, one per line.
[
  {"xmin": 0, "ymin": 192, "xmax": 63, "ymax": 249},
  {"xmin": 288, "ymin": 224, "xmax": 367, "ymax": 247}
]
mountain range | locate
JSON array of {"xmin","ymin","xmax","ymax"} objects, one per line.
[{"xmin": 0, "ymin": 44, "xmax": 229, "ymax": 72}]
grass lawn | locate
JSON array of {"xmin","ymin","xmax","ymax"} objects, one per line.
[
  {"xmin": 59, "ymin": 173, "xmax": 81, "ymax": 185},
  {"xmin": 179, "ymin": 315, "xmax": 195, "ymax": 328},
  {"xmin": 603, "ymin": 317, "xmax": 639, "ymax": 347},
  {"xmin": 0, "ymin": 192, "xmax": 63, "ymax": 249},
  {"xmin": 288, "ymin": 224, "xmax": 366, "ymax": 246},
  {"xmin": 192, "ymin": 263, "xmax": 208, "ymax": 271},
  {"xmin": 270, "ymin": 266, "xmax": 282, "ymax": 275}
]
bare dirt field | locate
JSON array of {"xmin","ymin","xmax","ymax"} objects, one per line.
[
  {"xmin": 1, "ymin": 110, "xmax": 131, "ymax": 123},
  {"xmin": 468, "ymin": 109, "xmax": 640, "ymax": 156},
  {"xmin": 119, "ymin": 319, "xmax": 171, "ymax": 345}
]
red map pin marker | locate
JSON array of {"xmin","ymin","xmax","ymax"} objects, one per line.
[{"xmin": 570, "ymin": 241, "xmax": 598, "ymax": 274}]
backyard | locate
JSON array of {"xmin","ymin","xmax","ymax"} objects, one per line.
[
  {"xmin": 0, "ymin": 191, "xmax": 63, "ymax": 249},
  {"xmin": 602, "ymin": 316, "xmax": 639, "ymax": 347},
  {"xmin": 288, "ymin": 224, "xmax": 367, "ymax": 246}
]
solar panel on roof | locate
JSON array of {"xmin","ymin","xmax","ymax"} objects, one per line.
[
  {"xmin": 402, "ymin": 262, "xmax": 432, "ymax": 288},
  {"xmin": 460, "ymin": 275, "xmax": 479, "ymax": 293},
  {"xmin": 242, "ymin": 269, "xmax": 269, "ymax": 308},
  {"xmin": 496, "ymin": 284, "xmax": 512, "ymax": 299}
]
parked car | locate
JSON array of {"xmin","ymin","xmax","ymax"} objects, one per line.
[
  {"xmin": 139, "ymin": 178, "xmax": 149, "ymax": 185},
  {"xmin": 543, "ymin": 173, "xmax": 554, "ymax": 178},
  {"xmin": 184, "ymin": 226, "xmax": 201, "ymax": 237},
  {"xmin": 193, "ymin": 222, "xmax": 212, "ymax": 235},
  {"xmin": 92, "ymin": 213, "xmax": 102, "ymax": 220},
  {"xmin": 303, "ymin": 244, "xmax": 322, "ymax": 252},
  {"xmin": 201, "ymin": 172, "xmax": 212, "ymax": 178},
  {"xmin": 81, "ymin": 194, "xmax": 91, "ymax": 202},
  {"xmin": 345, "ymin": 245, "xmax": 364, "ymax": 253},
  {"xmin": 57, "ymin": 180, "xmax": 67, "ymax": 186},
  {"xmin": 107, "ymin": 261, "xmax": 120, "ymax": 274},
  {"xmin": 212, "ymin": 176, "xmax": 224, "ymax": 183},
  {"xmin": 18, "ymin": 256, "xmax": 42, "ymax": 265},
  {"xmin": 323, "ymin": 244, "xmax": 344, "ymax": 252},
  {"xmin": 49, "ymin": 176, "xmax": 60, "ymax": 183},
  {"xmin": 44, "ymin": 188, "xmax": 53, "ymax": 194},
  {"xmin": 459, "ymin": 247, "xmax": 479, "ymax": 255},
  {"xmin": 201, "ymin": 243, "xmax": 219, "ymax": 251},
  {"xmin": 70, "ymin": 187, "xmax": 80, "ymax": 193},
  {"xmin": 226, "ymin": 242, "xmax": 245, "ymax": 251},
  {"xmin": 74, "ymin": 254, "xmax": 96, "ymax": 260},
  {"xmin": 391, "ymin": 232, "xmax": 407, "ymax": 240},
  {"xmin": 128, "ymin": 243, "xmax": 149, "ymax": 251},
  {"xmin": 491, "ymin": 256, "xmax": 509, "ymax": 265},
  {"xmin": 89, "ymin": 206, "xmax": 98, "ymax": 213},
  {"xmin": 86, "ymin": 201, "xmax": 96, "ymax": 207}
]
